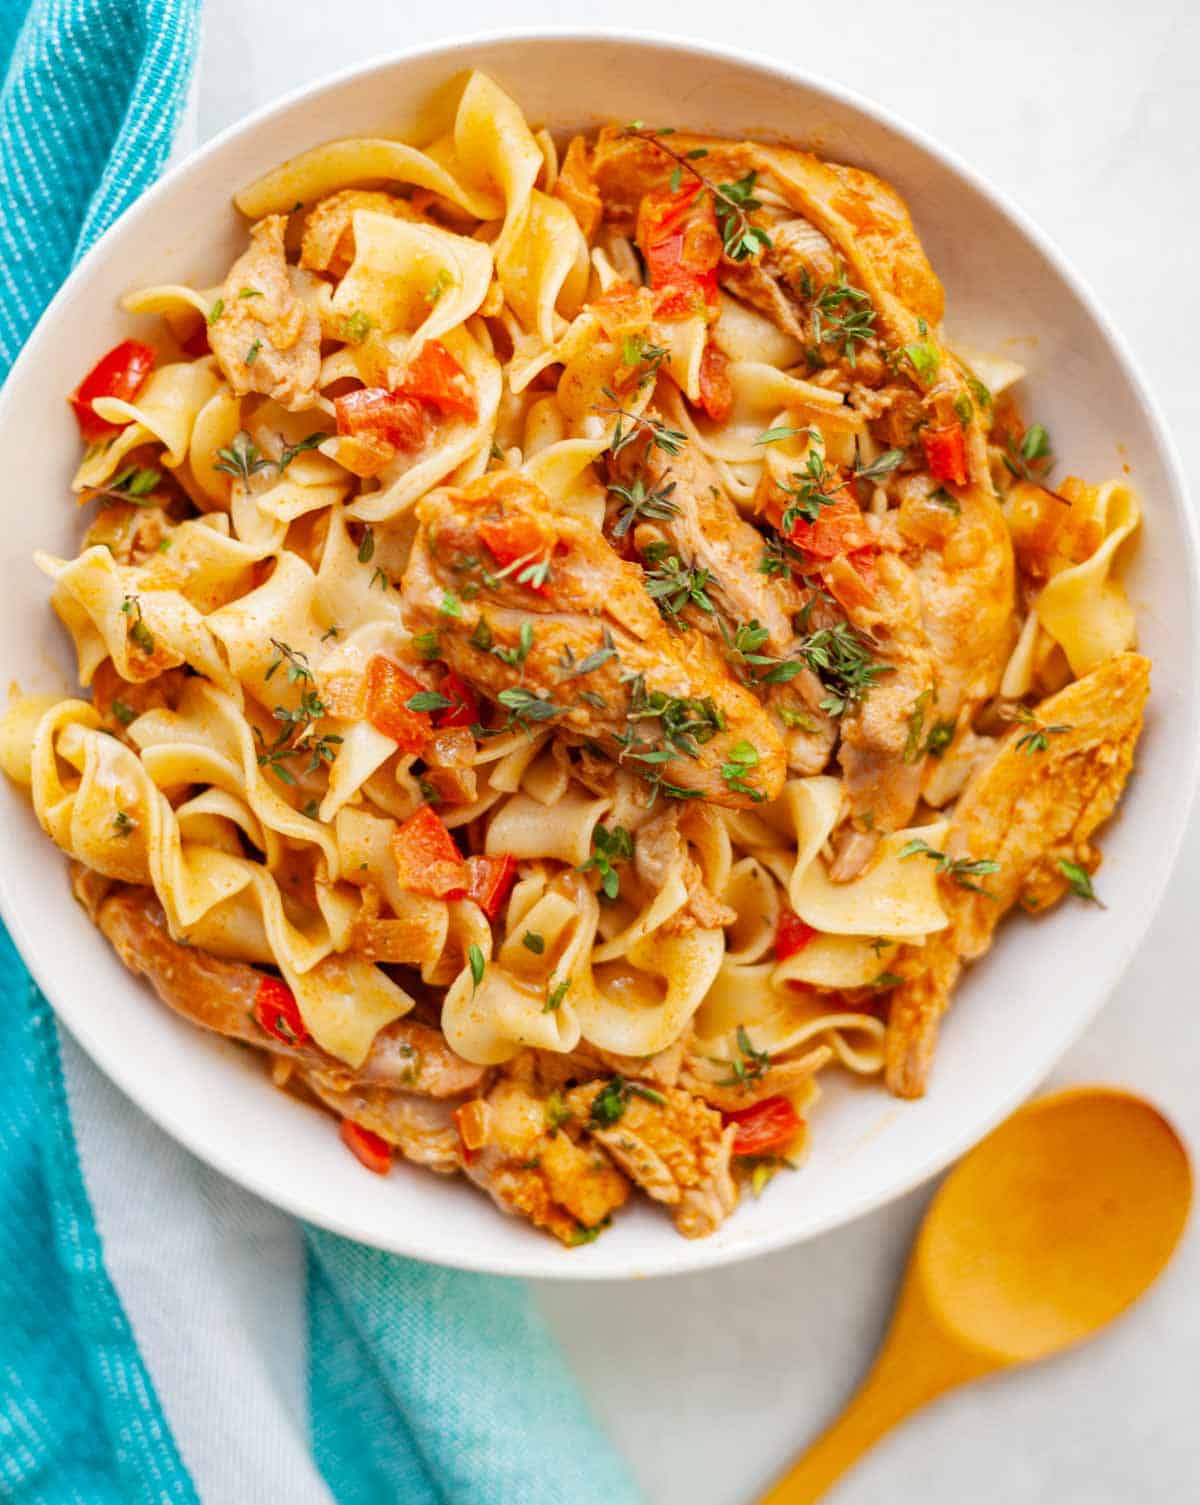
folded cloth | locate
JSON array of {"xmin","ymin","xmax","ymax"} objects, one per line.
[{"xmin": 0, "ymin": 5, "xmax": 646, "ymax": 1502}]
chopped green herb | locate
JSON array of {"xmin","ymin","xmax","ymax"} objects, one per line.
[
  {"xmin": 643, "ymin": 542, "xmax": 716, "ymax": 624},
  {"xmin": 277, "ymin": 431, "xmax": 329, "ymax": 471},
  {"xmin": 467, "ymin": 943, "xmax": 486, "ymax": 990},
  {"xmin": 899, "ymin": 837, "xmax": 1000, "ymax": 895},
  {"xmin": 720, "ymin": 739, "xmax": 764, "ymax": 802},
  {"xmin": 608, "ymin": 474, "xmax": 679, "ymax": 537},
  {"xmin": 903, "ymin": 688, "xmax": 933, "ymax": 763},
  {"xmin": 245, "ymin": 339, "xmax": 262, "ymax": 366},
  {"xmin": 439, "ymin": 592, "xmax": 463, "ymax": 618},
  {"xmin": 406, "ymin": 690, "xmax": 456, "ymax": 714},
  {"xmin": 238, "ymin": 286, "xmax": 263, "ymax": 300},
  {"xmin": 112, "ymin": 810, "xmax": 136, "ymax": 837},
  {"xmin": 579, "ymin": 824, "xmax": 634, "ymax": 900},
  {"xmin": 207, "ymin": 298, "xmax": 224, "ymax": 325},
  {"xmin": 901, "ymin": 341, "xmax": 940, "ymax": 385},
  {"xmin": 1058, "ymin": 859, "xmax": 1100, "ymax": 904},
  {"xmin": 812, "ymin": 274, "xmax": 877, "ymax": 367},
  {"xmin": 341, "ymin": 309, "xmax": 373, "ymax": 345},
  {"xmin": 796, "ymin": 622, "xmax": 890, "ymax": 717},
  {"xmin": 413, "ymin": 630, "xmax": 441, "ymax": 660},
  {"xmin": 357, "ymin": 526, "xmax": 375, "ymax": 564},
  {"xmin": 110, "ymin": 698, "xmax": 136, "ymax": 727},
  {"xmin": 716, "ymin": 1025, "xmax": 771, "ymax": 1088},
  {"xmin": 425, "ymin": 269, "xmax": 452, "ymax": 305},
  {"xmin": 214, "ymin": 430, "xmax": 273, "ymax": 485},
  {"xmin": 522, "ymin": 931, "xmax": 546, "ymax": 955},
  {"xmin": 544, "ymin": 978, "xmax": 571, "ymax": 1013},
  {"xmin": 930, "ymin": 487, "xmax": 961, "ymax": 514},
  {"xmin": 924, "ymin": 719, "xmax": 956, "ymax": 757},
  {"xmin": 755, "ymin": 425, "xmax": 817, "ymax": 447}
]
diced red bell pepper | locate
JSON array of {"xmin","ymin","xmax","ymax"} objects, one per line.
[
  {"xmin": 775, "ymin": 911, "xmax": 816, "ymax": 961},
  {"xmin": 724, "ymin": 1095, "xmax": 803, "ymax": 1157},
  {"xmin": 636, "ymin": 181, "xmax": 721, "ymax": 319},
  {"xmin": 70, "ymin": 339, "xmax": 156, "ymax": 442},
  {"xmin": 365, "ymin": 655, "xmax": 433, "ymax": 754},
  {"xmin": 395, "ymin": 340, "xmax": 477, "ymax": 419},
  {"xmin": 921, "ymin": 424, "xmax": 968, "ymax": 487},
  {"xmin": 477, "ymin": 511, "xmax": 550, "ymax": 570},
  {"xmin": 476, "ymin": 511, "xmax": 552, "ymax": 594},
  {"xmin": 697, "ymin": 340, "xmax": 733, "ymax": 423},
  {"xmin": 465, "ymin": 853, "xmax": 518, "ymax": 920},
  {"xmin": 340, "ymin": 1120, "xmax": 393, "ymax": 1174},
  {"xmin": 253, "ymin": 974, "xmax": 309, "ymax": 1046},
  {"xmin": 391, "ymin": 804, "xmax": 468, "ymax": 899},
  {"xmin": 786, "ymin": 494, "xmax": 877, "ymax": 559},
  {"xmin": 335, "ymin": 387, "xmax": 430, "ymax": 451},
  {"xmin": 435, "ymin": 670, "xmax": 481, "ymax": 729}
]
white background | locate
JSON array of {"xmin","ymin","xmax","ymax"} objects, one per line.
[{"xmin": 193, "ymin": 3, "xmax": 1200, "ymax": 1500}]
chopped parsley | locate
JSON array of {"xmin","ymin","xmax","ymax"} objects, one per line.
[{"xmin": 522, "ymin": 931, "xmax": 546, "ymax": 955}]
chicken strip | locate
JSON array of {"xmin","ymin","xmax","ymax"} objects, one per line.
[
  {"xmin": 608, "ymin": 409, "xmax": 839, "ymax": 774},
  {"xmin": 96, "ymin": 887, "xmax": 486, "ymax": 1098},
  {"xmin": 401, "ymin": 472, "xmax": 786, "ymax": 807},
  {"xmin": 835, "ymin": 550, "xmax": 936, "ymax": 838},
  {"xmin": 301, "ymin": 1075, "xmax": 464, "ymax": 1174},
  {"xmin": 885, "ymin": 653, "xmax": 1150, "ymax": 1098},
  {"xmin": 208, "ymin": 214, "xmax": 321, "ymax": 411},
  {"xmin": 565, "ymin": 1078, "xmax": 739, "ymax": 1239}
]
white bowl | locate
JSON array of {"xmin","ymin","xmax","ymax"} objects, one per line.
[{"xmin": 1, "ymin": 31, "xmax": 1195, "ymax": 1280}]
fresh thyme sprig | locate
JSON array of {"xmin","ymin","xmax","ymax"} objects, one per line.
[
  {"xmin": 810, "ymin": 273, "xmax": 877, "ymax": 367},
  {"xmin": 608, "ymin": 474, "xmax": 680, "ymax": 537},
  {"xmin": 795, "ymin": 623, "xmax": 890, "ymax": 717},
  {"xmin": 1001, "ymin": 702, "xmax": 1073, "ymax": 754},
  {"xmin": 714, "ymin": 1025, "xmax": 771, "ymax": 1088},
  {"xmin": 899, "ymin": 837, "xmax": 1000, "ymax": 896},
  {"xmin": 594, "ymin": 390, "xmax": 687, "ymax": 458},
  {"xmin": 620, "ymin": 126, "xmax": 771, "ymax": 262},
  {"xmin": 642, "ymin": 540, "xmax": 716, "ymax": 624}
]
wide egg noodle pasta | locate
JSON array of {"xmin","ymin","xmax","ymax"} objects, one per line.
[
  {"xmin": 1034, "ymin": 480, "xmax": 1140, "ymax": 675},
  {"xmin": 25, "ymin": 700, "xmax": 408, "ymax": 1064},
  {"xmin": 328, "ymin": 210, "xmax": 492, "ymax": 352}
]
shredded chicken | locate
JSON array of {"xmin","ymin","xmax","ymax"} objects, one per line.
[
  {"xmin": 208, "ymin": 214, "xmax": 321, "ymax": 410},
  {"xmin": 95, "ymin": 887, "xmax": 486, "ymax": 1098},
  {"xmin": 566, "ymin": 1080, "xmax": 739, "ymax": 1238},
  {"xmin": 462, "ymin": 1078, "xmax": 630, "ymax": 1244},
  {"xmin": 299, "ymin": 189, "xmax": 415, "ymax": 279},
  {"xmin": 885, "ymin": 653, "xmax": 1150, "ymax": 1097}
]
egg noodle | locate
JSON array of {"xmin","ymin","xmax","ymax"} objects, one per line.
[{"xmin": 1, "ymin": 72, "xmax": 1148, "ymax": 1244}]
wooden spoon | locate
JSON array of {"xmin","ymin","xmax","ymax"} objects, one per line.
[{"xmin": 759, "ymin": 1086, "xmax": 1191, "ymax": 1504}]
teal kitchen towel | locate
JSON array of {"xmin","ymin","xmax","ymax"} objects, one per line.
[{"xmin": 0, "ymin": 4, "xmax": 645, "ymax": 1502}]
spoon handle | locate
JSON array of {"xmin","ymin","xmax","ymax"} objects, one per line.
[{"xmin": 757, "ymin": 1270, "xmax": 994, "ymax": 1504}]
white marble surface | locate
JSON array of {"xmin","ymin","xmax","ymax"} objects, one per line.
[{"xmin": 196, "ymin": 4, "xmax": 1200, "ymax": 1499}]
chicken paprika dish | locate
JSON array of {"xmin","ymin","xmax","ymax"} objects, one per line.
[{"xmin": 1, "ymin": 72, "xmax": 1147, "ymax": 1245}]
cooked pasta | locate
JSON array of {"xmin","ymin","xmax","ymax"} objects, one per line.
[{"xmin": 3, "ymin": 72, "xmax": 1149, "ymax": 1245}]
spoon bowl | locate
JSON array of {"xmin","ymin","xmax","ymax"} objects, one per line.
[
  {"xmin": 761, "ymin": 1087, "xmax": 1192, "ymax": 1504},
  {"xmin": 918, "ymin": 1086, "xmax": 1192, "ymax": 1364}
]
